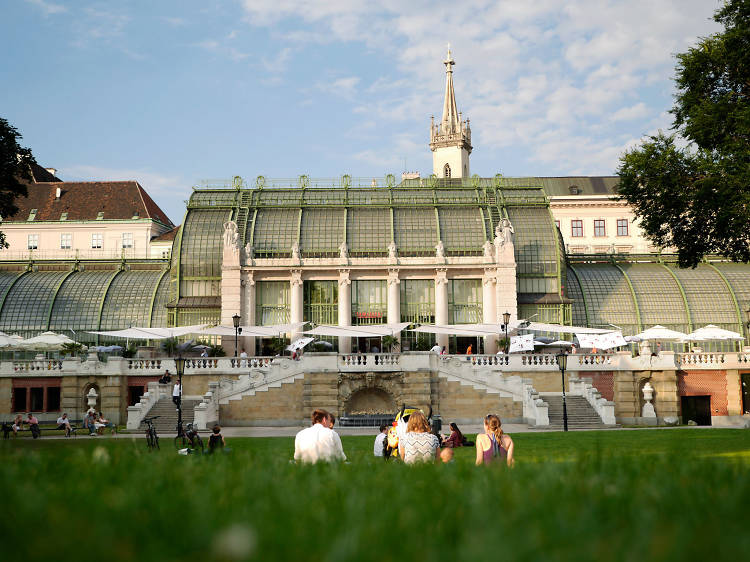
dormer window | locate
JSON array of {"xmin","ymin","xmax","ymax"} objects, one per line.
[
  {"xmin": 569, "ymin": 185, "xmax": 580, "ymax": 195},
  {"xmin": 60, "ymin": 212, "xmax": 68, "ymax": 221},
  {"xmin": 96, "ymin": 211, "xmax": 104, "ymax": 220},
  {"xmin": 28, "ymin": 208, "xmax": 37, "ymax": 221},
  {"xmin": 132, "ymin": 211, "xmax": 140, "ymax": 219}
]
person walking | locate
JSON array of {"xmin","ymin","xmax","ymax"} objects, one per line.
[
  {"xmin": 475, "ymin": 414, "xmax": 514, "ymax": 467},
  {"xmin": 172, "ymin": 381, "xmax": 181, "ymax": 410}
]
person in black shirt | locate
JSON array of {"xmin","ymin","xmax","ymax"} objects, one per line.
[{"xmin": 208, "ymin": 424, "xmax": 226, "ymax": 454}]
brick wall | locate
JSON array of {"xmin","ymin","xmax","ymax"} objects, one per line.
[
  {"xmin": 678, "ymin": 370, "xmax": 728, "ymax": 416},
  {"xmin": 586, "ymin": 372, "xmax": 615, "ymax": 401}
]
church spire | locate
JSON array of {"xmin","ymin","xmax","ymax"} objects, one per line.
[
  {"xmin": 430, "ymin": 45, "xmax": 472, "ymax": 179},
  {"xmin": 441, "ymin": 47, "xmax": 460, "ymax": 135}
]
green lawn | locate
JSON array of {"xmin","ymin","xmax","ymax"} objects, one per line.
[{"xmin": 2, "ymin": 429, "xmax": 749, "ymax": 561}]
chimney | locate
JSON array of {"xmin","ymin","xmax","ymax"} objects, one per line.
[
  {"xmin": 55, "ymin": 187, "xmax": 61, "ymax": 199},
  {"xmin": 46, "ymin": 168, "xmax": 57, "ymax": 177}
]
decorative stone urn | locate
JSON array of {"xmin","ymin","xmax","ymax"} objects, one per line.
[
  {"xmin": 86, "ymin": 387, "xmax": 98, "ymax": 409},
  {"xmin": 641, "ymin": 381, "xmax": 656, "ymax": 418}
]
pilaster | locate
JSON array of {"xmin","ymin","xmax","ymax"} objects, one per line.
[
  {"xmin": 435, "ymin": 268, "xmax": 449, "ymax": 349},
  {"xmin": 338, "ymin": 269, "xmax": 352, "ymax": 353},
  {"xmin": 482, "ymin": 271, "xmax": 498, "ymax": 354},
  {"xmin": 387, "ymin": 269, "xmax": 401, "ymax": 324},
  {"xmin": 290, "ymin": 269, "xmax": 304, "ymax": 342}
]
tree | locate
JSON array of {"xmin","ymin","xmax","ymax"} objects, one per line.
[
  {"xmin": 617, "ymin": 0, "xmax": 750, "ymax": 268},
  {"xmin": 0, "ymin": 117, "xmax": 35, "ymax": 248}
]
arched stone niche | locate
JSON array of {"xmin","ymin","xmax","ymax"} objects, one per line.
[
  {"xmin": 338, "ymin": 372, "xmax": 404, "ymax": 415},
  {"xmin": 345, "ymin": 387, "xmax": 395, "ymax": 415}
]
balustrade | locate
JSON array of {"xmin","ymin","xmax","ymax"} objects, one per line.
[
  {"xmin": 127, "ymin": 359, "xmax": 163, "ymax": 370},
  {"xmin": 339, "ymin": 354, "xmax": 401, "ymax": 368},
  {"xmin": 13, "ymin": 359, "xmax": 63, "ymax": 372}
]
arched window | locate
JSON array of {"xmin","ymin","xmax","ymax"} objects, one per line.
[{"xmin": 444, "ymin": 163, "xmax": 451, "ymax": 178}]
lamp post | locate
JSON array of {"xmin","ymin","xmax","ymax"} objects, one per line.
[
  {"xmin": 502, "ymin": 311, "xmax": 511, "ymax": 354},
  {"xmin": 174, "ymin": 355, "xmax": 186, "ymax": 436},
  {"xmin": 556, "ymin": 350, "xmax": 569, "ymax": 432},
  {"xmin": 232, "ymin": 314, "xmax": 241, "ymax": 358}
]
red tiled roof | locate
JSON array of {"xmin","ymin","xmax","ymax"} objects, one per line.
[
  {"xmin": 30, "ymin": 163, "xmax": 62, "ymax": 183},
  {"xmin": 6, "ymin": 181, "xmax": 173, "ymax": 225},
  {"xmin": 152, "ymin": 226, "xmax": 179, "ymax": 242}
]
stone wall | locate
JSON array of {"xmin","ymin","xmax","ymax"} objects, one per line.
[
  {"xmin": 220, "ymin": 378, "xmax": 305, "ymax": 426},
  {"xmin": 0, "ymin": 378, "xmax": 11, "ymax": 415},
  {"xmin": 436, "ymin": 378, "xmax": 522, "ymax": 423}
]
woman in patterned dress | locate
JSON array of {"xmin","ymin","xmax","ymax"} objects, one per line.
[{"xmin": 399, "ymin": 411, "xmax": 440, "ymax": 464}]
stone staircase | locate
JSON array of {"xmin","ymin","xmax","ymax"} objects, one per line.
[
  {"xmin": 138, "ymin": 397, "xmax": 200, "ymax": 433},
  {"xmin": 539, "ymin": 395, "xmax": 617, "ymax": 429}
]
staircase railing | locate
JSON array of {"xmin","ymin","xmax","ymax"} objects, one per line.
[
  {"xmin": 522, "ymin": 380, "xmax": 549, "ymax": 426},
  {"xmin": 126, "ymin": 381, "xmax": 171, "ymax": 430}
]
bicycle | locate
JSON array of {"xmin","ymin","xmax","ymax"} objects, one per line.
[
  {"xmin": 143, "ymin": 416, "xmax": 160, "ymax": 450},
  {"xmin": 174, "ymin": 421, "xmax": 203, "ymax": 453}
]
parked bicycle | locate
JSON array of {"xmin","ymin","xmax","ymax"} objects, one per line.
[
  {"xmin": 143, "ymin": 416, "xmax": 160, "ymax": 450},
  {"xmin": 174, "ymin": 421, "xmax": 203, "ymax": 452}
]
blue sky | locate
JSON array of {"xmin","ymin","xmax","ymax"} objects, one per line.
[{"xmin": 2, "ymin": 0, "xmax": 720, "ymax": 223}]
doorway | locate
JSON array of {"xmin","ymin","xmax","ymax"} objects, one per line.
[
  {"xmin": 741, "ymin": 374, "xmax": 750, "ymax": 415},
  {"xmin": 681, "ymin": 395, "xmax": 711, "ymax": 425}
]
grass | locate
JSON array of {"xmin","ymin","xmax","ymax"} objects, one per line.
[{"xmin": 2, "ymin": 429, "xmax": 749, "ymax": 561}]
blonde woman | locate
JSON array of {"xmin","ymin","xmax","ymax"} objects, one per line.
[
  {"xmin": 475, "ymin": 414, "xmax": 514, "ymax": 467},
  {"xmin": 399, "ymin": 411, "xmax": 440, "ymax": 464}
]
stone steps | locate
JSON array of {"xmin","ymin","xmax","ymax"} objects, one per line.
[
  {"xmin": 535, "ymin": 395, "xmax": 618, "ymax": 429},
  {"xmin": 138, "ymin": 398, "xmax": 199, "ymax": 432}
]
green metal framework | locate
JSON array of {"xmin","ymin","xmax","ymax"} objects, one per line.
[
  {"xmin": 255, "ymin": 281, "xmax": 290, "ymax": 325},
  {"xmin": 448, "ymin": 279, "xmax": 482, "ymax": 324}
]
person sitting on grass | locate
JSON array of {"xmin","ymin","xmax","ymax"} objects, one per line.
[
  {"xmin": 56, "ymin": 413, "xmax": 72, "ymax": 437},
  {"xmin": 12, "ymin": 414, "xmax": 23, "ymax": 437},
  {"xmin": 374, "ymin": 424, "xmax": 387, "ymax": 457},
  {"xmin": 399, "ymin": 411, "xmax": 440, "ymax": 464},
  {"xmin": 293, "ymin": 409, "xmax": 346, "ymax": 464},
  {"xmin": 475, "ymin": 414, "xmax": 514, "ymax": 467},
  {"xmin": 208, "ymin": 424, "xmax": 226, "ymax": 454},
  {"xmin": 442, "ymin": 422, "xmax": 464, "ymax": 448}
]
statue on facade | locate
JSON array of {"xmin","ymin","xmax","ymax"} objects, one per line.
[
  {"xmin": 244, "ymin": 243, "xmax": 254, "ymax": 261},
  {"xmin": 483, "ymin": 240, "xmax": 493, "ymax": 259},
  {"xmin": 494, "ymin": 218, "xmax": 515, "ymax": 262},
  {"xmin": 387, "ymin": 241, "xmax": 398, "ymax": 259},
  {"xmin": 222, "ymin": 221, "xmax": 240, "ymax": 249},
  {"xmin": 435, "ymin": 240, "xmax": 445, "ymax": 259},
  {"xmin": 339, "ymin": 241, "xmax": 349, "ymax": 261},
  {"xmin": 291, "ymin": 241, "xmax": 301, "ymax": 261}
]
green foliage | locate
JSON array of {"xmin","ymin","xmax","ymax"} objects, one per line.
[
  {"xmin": 617, "ymin": 0, "xmax": 750, "ymax": 268},
  {"xmin": 121, "ymin": 343, "xmax": 137, "ymax": 358},
  {"xmin": 60, "ymin": 342, "xmax": 84, "ymax": 357},
  {"xmin": 161, "ymin": 337, "xmax": 179, "ymax": 355},
  {"xmin": 208, "ymin": 344, "xmax": 225, "ymax": 357},
  {"xmin": 415, "ymin": 334, "xmax": 433, "ymax": 351},
  {"xmin": 381, "ymin": 335, "xmax": 400, "ymax": 352},
  {"xmin": 0, "ymin": 118, "xmax": 34, "ymax": 248},
  {"xmin": 269, "ymin": 337, "xmax": 288, "ymax": 355},
  {"xmin": 1, "ymin": 430, "xmax": 749, "ymax": 560}
]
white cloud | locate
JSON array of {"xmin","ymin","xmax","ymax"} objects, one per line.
[
  {"xmin": 25, "ymin": 0, "xmax": 66, "ymax": 16},
  {"xmin": 238, "ymin": 0, "xmax": 720, "ymax": 176}
]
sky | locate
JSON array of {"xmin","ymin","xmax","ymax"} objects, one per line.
[{"xmin": 1, "ymin": 0, "xmax": 722, "ymax": 224}]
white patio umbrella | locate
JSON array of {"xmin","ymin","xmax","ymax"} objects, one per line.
[
  {"xmin": 286, "ymin": 337, "xmax": 314, "ymax": 352},
  {"xmin": 0, "ymin": 331, "xmax": 20, "ymax": 348},
  {"xmin": 19, "ymin": 331, "xmax": 76, "ymax": 350},
  {"xmin": 633, "ymin": 325, "xmax": 687, "ymax": 341},
  {"xmin": 682, "ymin": 324, "xmax": 744, "ymax": 341}
]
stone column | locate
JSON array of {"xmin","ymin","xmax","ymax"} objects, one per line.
[
  {"xmin": 387, "ymin": 269, "xmax": 400, "ymax": 324},
  {"xmin": 242, "ymin": 271, "xmax": 256, "ymax": 355},
  {"xmin": 338, "ymin": 269, "xmax": 352, "ymax": 353},
  {"xmin": 483, "ymin": 271, "xmax": 498, "ymax": 354},
  {"xmin": 435, "ymin": 268, "xmax": 449, "ymax": 349},
  {"xmin": 290, "ymin": 269, "xmax": 304, "ymax": 343},
  {"xmin": 220, "ymin": 221, "xmax": 242, "ymax": 355}
]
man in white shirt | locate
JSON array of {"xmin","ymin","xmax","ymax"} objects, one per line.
[
  {"xmin": 56, "ymin": 413, "xmax": 72, "ymax": 437},
  {"xmin": 429, "ymin": 343, "xmax": 442, "ymax": 354},
  {"xmin": 373, "ymin": 424, "xmax": 387, "ymax": 457},
  {"xmin": 172, "ymin": 382, "xmax": 181, "ymax": 409},
  {"xmin": 294, "ymin": 409, "xmax": 346, "ymax": 463},
  {"xmin": 240, "ymin": 348, "xmax": 248, "ymax": 367}
]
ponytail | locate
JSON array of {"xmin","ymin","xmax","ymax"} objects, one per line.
[{"xmin": 486, "ymin": 414, "xmax": 504, "ymax": 443}]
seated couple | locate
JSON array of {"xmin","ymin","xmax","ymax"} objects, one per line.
[{"xmin": 293, "ymin": 409, "xmax": 346, "ymax": 463}]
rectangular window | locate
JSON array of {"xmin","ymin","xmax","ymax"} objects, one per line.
[
  {"xmin": 47, "ymin": 387, "xmax": 61, "ymax": 411},
  {"xmin": 449, "ymin": 279, "xmax": 482, "ymax": 324},
  {"xmin": 255, "ymin": 281, "xmax": 290, "ymax": 325},
  {"xmin": 593, "ymin": 219, "xmax": 606, "ymax": 237},
  {"xmin": 351, "ymin": 280, "xmax": 387, "ymax": 325},
  {"xmin": 12, "ymin": 387, "xmax": 27, "ymax": 412},
  {"xmin": 617, "ymin": 219, "xmax": 629, "ymax": 236},
  {"xmin": 122, "ymin": 232, "xmax": 133, "ymax": 248},
  {"xmin": 91, "ymin": 233, "xmax": 103, "ymax": 249},
  {"xmin": 27, "ymin": 234, "xmax": 38, "ymax": 250},
  {"xmin": 60, "ymin": 233, "xmax": 72, "ymax": 249},
  {"xmin": 571, "ymin": 220, "xmax": 583, "ymax": 238}
]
